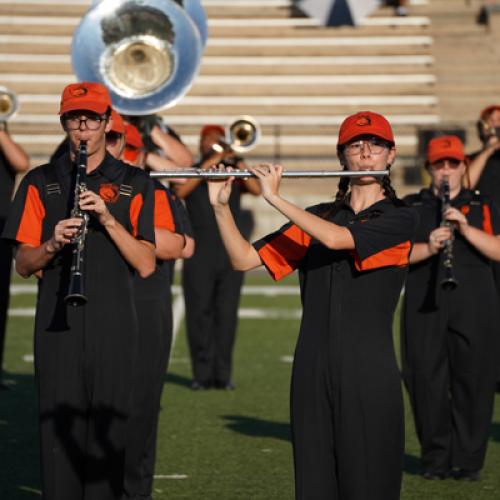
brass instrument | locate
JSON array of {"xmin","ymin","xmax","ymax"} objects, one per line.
[
  {"xmin": 72, "ymin": 0, "xmax": 203, "ymax": 115},
  {"xmin": 65, "ymin": 141, "xmax": 89, "ymax": 307},
  {"xmin": 150, "ymin": 169, "xmax": 390, "ymax": 179},
  {"xmin": 0, "ymin": 87, "xmax": 18, "ymax": 121},
  {"xmin": 211, "ymin": 116, "xmax": 261, "ymax": 155},
  {"xmin": 439, "ymin": 175, "xmax": 458, "ymax": 290}
]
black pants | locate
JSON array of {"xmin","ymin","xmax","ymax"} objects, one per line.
[
  {"xmin": 36, "ymin": 308, "xmax": 137, "ymax": 500},
  {"xmin": 402, "ymin": 285, "xmax": 497, "ymax": 473},
  {"xmin": 124, "ymin": 296, "xmax": 172, "ymax": 500},
  {"xmin": 183, "ymin": 256, "xmax": 243, "ymax": 385},
  {"xmin": 290, "ymin": 327, "xmax": 404, "ymax": 500},
  {"xmin": 0, "ymin": 237, "xmax": 12, "ymax": 381}
]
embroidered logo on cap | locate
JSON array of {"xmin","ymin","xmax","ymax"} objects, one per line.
[
  {"xmin": 441, "ymin": 139, "xmax": 452, "ymax": 148},
  {"xmin": 71, "ymin": 86, "xmax": 88, "ymax": 97},
  {"xmin": 99, "ymin": 183, "xmax": 120, "ymax": 204},
  {"xmin": 356, "ymin": 115, "xmax": 372, "ymax": 126}
]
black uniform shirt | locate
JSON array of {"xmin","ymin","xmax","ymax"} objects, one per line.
[
  {"xmin": 185, "ymin": 161, "xmax": 242, "ymax": 266},
  {"xmin": 470, "ymin": 149, "xmax": 500, "ymax": 208},
  {"xmin": 1, "ymin": 152, "xmax": 155, "ymax": 337},
  {"xmin": 404, "ymin": 188, "xmax": 500, "ymax": 270},
  {"xmin": 133, "ymin": 180, "xmax": 182, "ymax": 299},
  {"xmin": 253, "ymin": 198, "xmax": 418, "ymax": 366},
  {"xmin": 403, "ymin": 188, "xmax": 500, "ymax": 308}
]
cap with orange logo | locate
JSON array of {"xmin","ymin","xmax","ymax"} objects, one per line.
[
  {"xmin": 338, "ymin": 111, "xmax": 395, "ymax": 147},
  {"xmin": 426, "ymin": 135, "xmax": 465, "ymax": 164},
  {"xmin": 59, "ymin": 82, "xmax": 112, "ymax": 116}
]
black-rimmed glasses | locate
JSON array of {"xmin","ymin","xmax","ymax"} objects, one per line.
[{"xmin": 63, "ymin": 114, "xmax": 106, "ymax": 131}]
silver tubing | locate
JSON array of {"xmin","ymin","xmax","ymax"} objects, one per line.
[{"xmin": 150, "ymin": 169, "xmax": 390, "ymax": 179}]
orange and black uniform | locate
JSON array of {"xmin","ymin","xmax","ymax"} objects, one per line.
[
  {"xmin": 401, "ymin": 188, "xmax": 500, "ymax": 475},
  {"xmin": 253, "ymin": 198, "xmax": 418, "ymax": 500},
  {"xmin": 0, "ymin": 149, "xmax": 16, "ymax": 383},
  {"xmin": 182, "ymin": 175, "xmax": 245, "ymax": 387},
  {"xmin": 125, "ymin": 182, "xmax": 191, "ymax": 500},
  {"xmin": 1, "ymin": 152, "xmax": 155, "ymax": 500}
]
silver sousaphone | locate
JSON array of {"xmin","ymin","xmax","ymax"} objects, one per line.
[{"xmin": 73, "ymin": 0, "xmax": 203, "ymax": 115}]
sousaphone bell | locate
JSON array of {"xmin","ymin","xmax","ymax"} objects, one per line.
[{"xmin": 72, "ymin": 0, "xmax": 203, "ymax": 115}]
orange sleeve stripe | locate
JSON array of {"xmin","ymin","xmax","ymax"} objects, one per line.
[
  {"xmin": 15, "ymin": 184, "xmax": 45, "ymax": 247},
  {"xmin": 129, "ymin": 193, "xmax": 144, "ymax": 238},
  {"xmin": 257, "ymin": 225, "xmax": 311, "ymax": 281},
  {"xmin": 154, "ymin": 190, "xmax": 175, "ymax": 231},
  {"xmin": 354, "ymin": 240, "xmax": 411, "ymax": 272},
  {"xmin": 482, "ymin": 204, "xmax": 493, "ymax": 235}
]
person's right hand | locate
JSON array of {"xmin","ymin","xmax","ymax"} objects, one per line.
[
  {"xmin": 201, "ymin": 151, "xmax": 225, "ymax": 170},
  {"xmin": 49, "ymin": 217, "xmax": 84, "ymax": 251},
  {"xmin": 428, "ymin": 226, "xmax": 453, "ymax": 255},
  {"xmin": 207, "ymin": 165, "xmax": 234, "ymax": 207}
]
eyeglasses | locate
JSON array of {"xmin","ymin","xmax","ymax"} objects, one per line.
[
  {"xmin": 344, "ymin": 138, "xmax": 390, "ymax": 156},
  {"xmin": 63, "ymin": 114, "xmax": 106, "ymax": 131},
  {"xmin": 430, "ymin": 159, "xmax": 462, "ymax": 170}
]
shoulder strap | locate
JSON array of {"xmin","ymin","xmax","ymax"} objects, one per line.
[
  {"xmin": 119, "ymin": 167, "xmax": 135, "ymax": 198},
  {"xmin": 40, "ymin": 163, "xmax": 62, "ymax": 197}
]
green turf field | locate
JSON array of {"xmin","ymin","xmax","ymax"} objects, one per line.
[{"xmin": 1, "ymin": 270, "xmax": 499, "ymax": 499}]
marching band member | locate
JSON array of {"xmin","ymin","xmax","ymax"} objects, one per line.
[
  {"xmin": 175, "ymin": 124, "xmax": 260, "ymax": 390},
  {"xmin": 207, "ymin": 111, "xmax": 418, "ymax": 499},
  {"xmin": 113, "ymin": 122, "xmax": 194, "ymax": 499},
  {"xmin": 1, "ymin": 82, "xmax": 156, "ymax": 500},
  {"xmin": 401, "ymin": 135, "xmax": 500, "ymax": 481}
]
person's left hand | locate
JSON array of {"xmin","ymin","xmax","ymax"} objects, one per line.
[
  {"xmin": 79, "ymin": 190, "xmax": 114, "ymax": 226},
  {"xmin": 249, "ymin": 163, "xmax": 283, "ymax": 201},
  {"xmin": 444, "ymin": 206, "xmax": 468, "ymax": 234}
]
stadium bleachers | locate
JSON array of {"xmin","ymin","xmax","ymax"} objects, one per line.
[{"xmin": 0, "ymin": 0, "xmax": 498, "ymax": 230}]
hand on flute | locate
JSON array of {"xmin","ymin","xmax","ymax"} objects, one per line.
[
  {"xmin": 207, "ymin": 164, "xmax": 236, "ymax": 207},
  {"xmin": 249, "ymin": 163, "xmax": 283, "ymax": 203}
]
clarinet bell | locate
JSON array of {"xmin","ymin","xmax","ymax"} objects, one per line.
[
  {"xmin": 65, "ymin": 273, "xmax": 87, "ymax": 307},
  {"xmin": 441, "ymin": 276, "xmax": 458, "ymax": 291}
]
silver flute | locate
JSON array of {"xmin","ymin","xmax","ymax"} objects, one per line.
[{"xmin": 150, "ymin": 169, "xmax": 390, "ymax": 179}]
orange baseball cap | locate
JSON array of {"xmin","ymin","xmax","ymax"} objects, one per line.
[
  {"xmin": 200, "ymin": 124, "xmax": 225, "ymax": 137},
  {"xmin": 109, "ymin": 110, "xmax": 125, "ymax": 135},
  {"xmin": 59, "ymin": 82, "xmax": 112, "ymax": 116},
  {"xmin": 124, "ymin": 124, "xmax": 144, "ymax": 149},
  {"xmin": 480, "ymin": 105, "xmax": 500, "ymax": 121},
  {"xmin": 426, "ymin": 135, "xmax": 465, "ymax": 164},
  {"xmin": 338, "ymin": 111, "xmax": 394, "ymax": 147}
]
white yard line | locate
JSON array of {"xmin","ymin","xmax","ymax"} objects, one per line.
[
  {"xmin": 170, "ymin": 294, "xmax": 185, "ymax": 354},
  {"xmin": 8, "ymin": 307, "xmax": 36, "ymax": 317},
  {"xmin": 153, "ymin": 474, "xmax": 188, "ymax": 480}
]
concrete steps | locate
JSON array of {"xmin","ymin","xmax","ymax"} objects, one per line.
[{"xmin": 0, "ymin": 0, "xmax": 439, "ymax": 199}]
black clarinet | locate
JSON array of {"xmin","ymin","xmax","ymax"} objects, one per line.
[
  {"xmin": 439, "ymin": 175, "xmax": 458, "ymax": 290},
  {"xmin": 65, "ymin": 140, "xmax": 89, "ymax": 306}
]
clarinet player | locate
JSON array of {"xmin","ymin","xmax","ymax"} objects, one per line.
[
  {"xmin": 401, "ymin": 135, "xmax": 500, "ymax": 481},
  {"xmin": 1, "ymin": 82, "xmax": 156, "ymax": 500}
]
